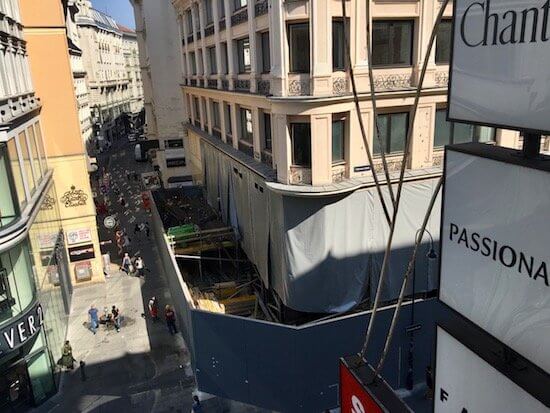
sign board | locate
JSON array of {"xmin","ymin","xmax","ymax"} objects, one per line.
[
  {"xmin": 0, "ymin": 302, "xmax": 43, "ymax": 355},
  {"xmin": 103, "ymin": 215, "xmax": 116, "ymax": 229},
  {"xmin": 435, "ymin": 326, "xmax": 548, "ymax": 412},
  {"xmin": 340, "ymin": 361, "xmax": 383, "ymax": 413},
  {"xmin": 66, "ymin": 228, "xmax": 93, "ymax": 245},
  {"xmin": 68, "ymin": 244, "xmax": 95, "ymax": 262},
  {"xmin": 440, "ymin": 148, "xmax": 550, "ymax": 373},
  {"xmin": 448, "ymin": 0, "xmax": 550, "ymax": 133},
  {"xmin": 37, "ymin": 232, "xmax": 58, "ymax": 249}
]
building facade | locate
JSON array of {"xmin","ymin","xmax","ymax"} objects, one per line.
[
  {"xmin": 131, "ymin": 0, "xmax": 189, "ymax": 188},
  {"xmin": 65, "ymin": 0, "xmax": 94, "ymax": 148},
  {"xmin": 0, "ymin": 0, "xmax": 72, "ymax": 408},
  {"xmin": 118, "ymin": 24, "xmax": 144, "ymax": 115},
  {"xmin": 75, "ymin": 0, "xmax": 131, "ymax": 142}
]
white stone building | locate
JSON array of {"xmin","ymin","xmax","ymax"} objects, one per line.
[
  {"xmin": 118, "ymin": 23, "xmax": 144, "ymax": 115},
  {"xmin": 130, "ymin": 0, "xmax": 188, "ymax": 187}
]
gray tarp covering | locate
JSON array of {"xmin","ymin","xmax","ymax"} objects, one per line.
[{"xmin": 201, "ymin": 142, "xmax": 441, "ymax": 313}]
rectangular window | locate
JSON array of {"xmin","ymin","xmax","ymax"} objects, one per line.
[
  {"xmin": 237, "ymin": 38, "xmax": 251, "ymax": 73},
  {"xmin": 221, "ymin": 42, "xmax": 229, "ymax": 74},
  {"xmin": 186, "ymin": 10, "xmax": 193, "ymax": 35},
  {"xmin": 0, "ymin": 144, "xmax": 19, "ymax": 227},
  {"xmin": 33, "ymin": 122, "xmax": 47, "ymax": 173},
  {"xmin": 240, "ymin": 108, "xmax": 253, "ymax": 142},
  {"xmin": 263, "ymin": 112, "xmax": 272, "ymax": 151},
  {"xmin": 261, "ymin": 32, "xmax": 270, "ymax": 73},
  {"xmin": 372, "ymin": 20, "xmax": 414, "ymax": 67},
  {"xmin": 166, "ymin": 139, "xmax": 184, "ymax": 148},
  {"xmin": 166, "ymin": 158, "xmax": 187, "ymax": 168},
  {"xmin": 225, "ymin": 104, "xmax": 232, "ymax": 135},
  {"xmin": 288, "ymin": 23, "xmax": 310, "ymax": 73},
  {"xmin": 233, "ymin": 0, "xmax": 247, "ymax": 11},
  {"xmin": 189, "ymin": 52, "xmax": 197, "ymax": 75},
  {"xmin": 374, "ymin": 112, "xmax": 409, "ymax": 155},
  {"xmin": 18, "ymin": 131, "xmax": 35, "ymax": 193},
  {"xmin": 205, "ymin": 0, "xmax": 213, "ymax": 24},
  {"xmin": 27, "ymin": 126, "xmax": 42, "ymax": 181},
  {"xmin": 193, "ymin": 97, "xmax": 201, "ymax": 124},
  {"xmin": 219, "ymin": 0, "xmax": 225, "ymax": 17},
  {"xmin": 332, "ymin": 117, "xmax": 345, "ymax": 163},
  {"xmin": 213, "ymin": 101, "xmax": 221, "ymax": 129},
  {"xmin": 208, "ymin": 47, "xmax": 217, "ymax": 74},
  {"xmin": 197, "ymin": 49, "xmax": 203, "ymax": 74},
  {"xmin": 291, "ymin": 123, "xmax": 311, "ymax": 167},
  {"xmin": 434, "ymin": 109, "xmax": 496, "ymax": 147},
  {"xmin": 332, "ymin": 19, "xmax": 349, "ymax": 71},
  {"xmin": 436, "ymin": 20, "xmax": 452, "ymax": 64}
]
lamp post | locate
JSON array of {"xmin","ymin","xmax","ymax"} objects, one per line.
[{"xmin": 406, "ymin": 228, "xmax": 437, "ymax": 391}]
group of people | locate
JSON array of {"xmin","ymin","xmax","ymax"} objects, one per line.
[
  {"xmin": 88, "ymin": 304, "xmax": 122, "ymax": 334},
  {"xmin": 120, "ymin": 252, "xmax": 147, "ymax": 277},
  {"xmin": 148, "ymin": 297, "xmax": 178, "ymax": 335}
]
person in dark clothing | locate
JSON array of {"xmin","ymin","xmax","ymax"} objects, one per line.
[
  {"xmin": 192, "ymin": 395, "xmax": 203, "ymax": 413},
  {"xmin": 134, "ymin": 223, "xmax": 141, "ymax": 235},
  {"xmin": 112, "ymin": 305, "xmax": 121, "ymax": 332},
  {"xmin": 144, "ymin": 222, "xmax": 150, "ymax": 237},
  {"xmin": 165, "ymin": 305, "xmax": 177, "ymax": 335}
]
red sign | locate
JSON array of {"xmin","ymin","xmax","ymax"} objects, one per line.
[{"xmin": 340, "ymin": 361, "xmax": 383, "ymax": 413}]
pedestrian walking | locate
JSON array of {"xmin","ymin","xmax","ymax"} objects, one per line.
[
  {"xmin": 88, "ymin": 305, "xmax": 99, "ymax": 335},
  {"xmin": 148, "ymin": 296, "xmax": 159, "ymax": 320},
  {"xmin": 112, "ymin": 305, "xmax": 121, "ymax": 332},
  {"xmin": 133, "ymin": 223, "xmax": 141, "ymax": 235},
  {"xmin": 119, "ymin": 195, "xmax": 127, "ymax": 208},
  {"xmin": 125, "ymin": 169, "xmax": 131, "ymax": 181},
  {"xmin": 165, "ymin": 305, "xmax": 178, "ymax": 335},
  {"xmin": 144, "ymin": 222, "xmax": 150, "ymax": 238},
  {"xmin": 135, "ymin": 256, "xmax": 144, "ymax": 277},
  {"xmin": 192, "ymin": 395, "xmax": 203, "ymax": 413},
  {"xmin": 121, "ymin": 252, "xmax": 132, "ymax": 273},
  {"xmin": 58, "ymin": 341, "xmax": 76, "ymax": 370},
  {"xmin": 123, "ymin": 232, "xmax": 131, "ymax": 249}
]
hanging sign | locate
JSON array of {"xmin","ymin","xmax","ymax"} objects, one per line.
[
  {"xmin": 448, "ymin": 0, "xmax": 550, "ymax": 133},
  {"xmin": 0, "ymin": 302, "xmax": 44, "ymax": 355}
]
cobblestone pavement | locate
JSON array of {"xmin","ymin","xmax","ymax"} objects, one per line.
[{"xmin": 31, "ymin": 139, "xmax": 269, "ymax": 413}]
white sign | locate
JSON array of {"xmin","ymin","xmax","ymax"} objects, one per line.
[
  {"xmin": 440, "ymin": 150, "xmax": 550, "ymax": 373},
  {"xmin": 448, "ymin": 0, "xmax": 550, "ymax": 133},
  {"xmin": 435, "ymin": 327, "xmax": 547, "ymax": 412},
  {"xmin": 66, "ymin": 228, "xmax": 93, "ymax": 245},
  {"xmin": 104, "ymin": 216, "xmax": 116, "ymax": 229},
  {"xmin": 37, "ymin": 233, "xmax": 58, "ymax": 249}
]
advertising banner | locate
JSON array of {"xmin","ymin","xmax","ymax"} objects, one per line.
[
  {"xmin": 340, "ymin": 361, "xmax": 383, "ymax": 413},
  {"xmin": 434, "ymin": 326, "xmax": 548, "ymax": 412},
  {"xmin": 440, "ymin": 148, "xmax": 550, "ymax": 373},
  {"xmin": 66, "ymin": 228, "xmax": 93, "ymax": 245},
  {"xmin": 448, "ymin": 0, "xmax": 550, "ymax": 133},
  {"xmin": 68, "ymin": 244, "xmax": 95, "ymax": 262}
]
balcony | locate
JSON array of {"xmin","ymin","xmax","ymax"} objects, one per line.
[
  {"xmin": 234, "ymin": 79, "xmax": 250, "ymax": 92},
  {"xmin": 204, "ymin": 24, "xmax": 215, "ymax": 38},
  {"xmin": 218, "ymin": 18, "xmax": 226, "ymax": 31},
  {"xmin": 256, "ymin": 79, "xmax": 270, "ymax": 95},
  {"xmin": 255, "ymin": 0, "xmax": 268, "ymax": 17},
  {"xmin": 207, "ymin": 79, "xmax": 217, "ymax": 89},
  {"xmin": 231, "ymin": 7, "xmax": 248, "ymax": 26}
]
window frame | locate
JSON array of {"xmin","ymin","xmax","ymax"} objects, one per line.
[
  {"xmin": 375, "ymin": 111, "xmax": 410, "ymax": 155},
  {"xmin": 212, "ymin": 101, "xmax": 221, "ymax": 130},
  {"xmin": 290, "ymin": 122, "xmax": 312, "ymax": 167},
  {"xmin": 332, "ymin": 115, "xmax": 346, "ymax": 164},
  {"xmin": 239, "ymin": 107, "xmax": 253, "ymax": 143},
  {"xmin": 372, "ymin": 19, "xmax": 415, "ymax": 68},
  {"xmin": 208, "ymin": 46, "xmax": 217, "ymax": 75},
  {"xmin": 205, "ymin": 0, "xmax": 214, "ymax": 25},
  {"xmin": 332, "ymin": 18, "xmax": 349, "ymax": 71},
  {"xmin": 260, "ymin": 31, "xmax": 270, "ymax": 74},
  {"xmin": 236, "ymin": 37, "xmax": 251, "ymax": 74},
  {"xmin": 263, "ymin": 112, "xmax": 272, "ymax": 151},
  {"xmin": 434, "ymin": 108, "xmax": 496, "ymax": 147},
  {"xmin": 435, "ymin": 19, "xmax": 452, "ymax": 65},
  {"xmin": 233, "ymin": 0, "xmax": 247, "ymax": 12},
  {"xmin": 288, "ymin": 22, "xmax": 310, "ymax": 74},
  {"xmin": 225, "ymin": 103, "xmax": 233, "ymax": 136}
]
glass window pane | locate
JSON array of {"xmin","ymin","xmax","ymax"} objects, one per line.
[
  {"xmin": 225, "ymin": 104, "xmax": 232, "ymax": 135},
  {"xmin": 213, "ymin": 102, "xmax": 220, "ymax": 128},
  {"xmin": 332, "ymin": 20, "xmax": 348, "ymax": 70},
  {"xmin": 264, "ymin": 113, "xmax": 272, "ymax": 150},
  {"xmin": 209, "ymin": 47, "xmax": 217, "ymax": 74},
  {"xmin": 289, "ymin": 23, "xmax": 310, "ymax": 73},
  {"xmin": 332, "ymin": 120, "xmax": 345, "ymax": 162},
  {"xmin": 291, "ymin": 123, "xmax": 311, "ymax": 167},
  {"xmin": 219, "ymin": 0, "xmax": 225, "ymax": 17},
  {"xmin": 436, "ymin": 20, "xmax": 452, "ymax": 64},
  {"xmin": 373, "ymin": 21, "xmax": 413, "ymax": 66},
  {"xmin": 190, "ymin": 52, "xmax": 196, "ymax": 75},
  {"xmin": 389, "ymin": 113, "xmax": 407, "ymax": 153},
  {"xmin": 0, "ymin": 145, "xmax": 19, "ymax": 227},
  {"xmin": 7, "ymin": 139, "xmax": 26, "ymax": 208},
  {"xmin": 222, "ymin": 43, "xmax": 228, "ymax": 74},
  {"xmin": 454, "ymin": 122, "xmax": 474, "ymax": 144},
  {"xmin": 261, "ymin": 32, "xmax": 270, "ymax": 73},
  {"xmin": 374, "ymin": 114, "xmax": 388, "ymax": 155},
  {"xmin": 18, "ymin": 131, "xmax": 35, "ymax": 194},
  {"xmin": 27, "ymin": 350, "xmax": 55, "ymax": 405},
  {"xmin": 434, "ymin": 109, "xmax": 452, "ymax": 147},
  {"xmin": 27, "ymin": 126, "xmax": 42, "ymax": 182},
  {"xmin": 238, "ymin": 38, "xmax": 250, "ymax": 73},
  {"xmin": 240, "ymin": 108, "xmax": 252, "ymax": 142},
  {"xmin": 34, "ymin": 123, "xmax": 47, "ymax": 172},
  {"xmin": 205, "ymin": 0, "xmax": 213, "ymax": 24},
  {"xmin": 475, "ymin": 126, "xmax": 495, "ymax": 142}
]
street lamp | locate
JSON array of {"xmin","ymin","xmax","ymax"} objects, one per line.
[{"xmin": 406, "ymin": 228, "xmax": 438, "ymax": 391}]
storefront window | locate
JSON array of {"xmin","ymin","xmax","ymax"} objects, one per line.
[
  {"xmin": 0, "ymin": 241, "xmax": 37, "ymax": 326},
  {"xmin": 0, "ymin": 144, "xmax": 20, "ymax": 227},
  {"xmin": 27, "ymin": 349, "xmax": 55, "ymax": 405},
  {"xmin": 7, "ymin": 139, "xmax": 26, "ymax": 209},
  {"xmin": 18, "ymin": 131, "xmax": 36, "ymax": 195}
]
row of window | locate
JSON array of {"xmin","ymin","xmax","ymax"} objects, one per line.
[
  {"xmin": 189, "ymin": 97, "xmax": 494, "ymax": 169},
  {"xmin": 0, "ymin": 46, "xmax": 33, "ymax": 100},
  {"xmin": 185, "ymin": 19, "xmax": 451, "ymax": 78},
  {"xmin": 0, "ymin": 122, "xmax": 47, "ymax": 228},
  {"xmin": 186, "ymin": 0, "xmax": 248, "ymax": 35}
]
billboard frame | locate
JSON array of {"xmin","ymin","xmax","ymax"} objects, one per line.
[{"xmin": 446, "ymin": 0, "xmax": 550, "ymax": 135}]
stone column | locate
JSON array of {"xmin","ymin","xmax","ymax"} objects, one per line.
[
  {"xmin": 212, "ymin": 0, "xmax": 222, "ymax": 88},
  {"xmin": 224, "ymin": 0, "xmax": 236, "ymax": 90},
  {"xmin": 311, "ymin": 1, "xmax": 331, "ymax": 96},
  {"xmin": 410, "ymin": 104, "xmax": 435, "ymax": 169},
  {"xmin": 269, "ymin": 0, "xmax": 285, "ymax": 96},
  {"xmin": 311, "ymin": 114, "xmax": 332, "ymax": 185},
  {"xmin": 247, "ymin": 0, "xmax": 258, "ymax": 93},
  {"xmin": 415, "ymin": 0, "xmax": 439, "ymax": 87},
  {"xmin": 272, "ymin": 113, "xmax": 290, "ymax": 183},
  {"xmin": 198, "ymin": 1, "xmax": 208, "ymax": 85},
  {"xmin": 191, "ymin": 3, "xmax": 200, "ymax": 76},
  {"xmin": 348, "ymin": 107, "xmax": 372, "ymax": 178},
  {"xmin": 206, "ymin": 97, "xmax": 213, "ymax": 134},
  {"xmin": 220, "ymin": 100, "xmax": 228, "ymax": 143}
]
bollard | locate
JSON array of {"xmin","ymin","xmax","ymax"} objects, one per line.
[{"xmin": 79, "ymin": 360, "xmax": 86, "ymax": 381}]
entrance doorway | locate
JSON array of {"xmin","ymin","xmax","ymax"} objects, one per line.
[{"xmin": 0, "ymin": 361, "xmax": 32, "ymax": 412}]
